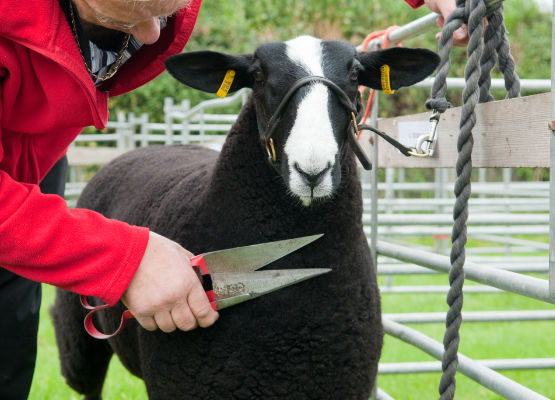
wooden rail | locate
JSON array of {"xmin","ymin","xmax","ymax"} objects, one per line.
[{"xmin": 362, "ymin": 92, "xmax": 550, "ymax": 168}]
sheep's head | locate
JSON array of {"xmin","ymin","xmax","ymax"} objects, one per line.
[{"xmin": 166, "ymin": 36, "xmax": 439, "ymax": 206}]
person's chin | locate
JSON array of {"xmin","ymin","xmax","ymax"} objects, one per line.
[{"xmin": 80, "ymin": 19, "xmax": 127, "ymax": 51}]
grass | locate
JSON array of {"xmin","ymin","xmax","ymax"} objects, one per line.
[
  {"xmin": 30, "ymin": 269, "xmax": 555, "ymax": 399},
  {"xmin": 378, "ymin": 266, "xmax": 555, "ymax": 399},
  {"xmin": 29, "ymin": 285, "xmax": 147, "ymax": 400}
]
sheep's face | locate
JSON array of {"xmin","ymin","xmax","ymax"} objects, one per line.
[
  {"xmin": 251, "ymin": 37, "xmax": 361, "ymax": 206},
  {"xmin": 165, "ymin": 36, "xmax": 439, "ymax": 207}
]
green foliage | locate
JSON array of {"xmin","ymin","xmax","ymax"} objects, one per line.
[{"xmin": 113, "ymin": 0, "xmax": 551, "ymax": 121}]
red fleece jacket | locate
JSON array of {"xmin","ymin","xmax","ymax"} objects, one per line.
[{"xmin": 0, "ymin": 0, "xmax": 202, "ymax": 305}]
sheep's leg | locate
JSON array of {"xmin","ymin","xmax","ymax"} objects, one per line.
[{"xmin": 51, "ymin": 289, "xmax": 112, "ymax": 397}]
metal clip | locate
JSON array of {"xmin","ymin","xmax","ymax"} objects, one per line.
[
  {"xmin": 408, "ymin": 110, "xmax": 440, "ymax": 157},
  {"xmin": 265, "ymin": 137, "xmax": 277, "ymax": 163}
]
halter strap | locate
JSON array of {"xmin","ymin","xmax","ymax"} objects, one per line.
[
  {"xmin": 258, "ymin": 75, "xmax": 368, "ymax": 170},
  {"xmin": 257, "ymin": 74, "xmax": 411, "ymax": 172}
]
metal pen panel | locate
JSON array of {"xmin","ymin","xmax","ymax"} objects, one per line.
[
  {"xmin": 550, "ymin": 0, "xmax": 555, "ymax": 299},
  {"xmin": 383, "ymin": 319, "xmax": 550, "ymax": 400}
]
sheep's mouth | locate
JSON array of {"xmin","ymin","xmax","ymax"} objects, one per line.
[
  {"xmin": 300, "ymin": 196, "xmax": 313, "ymax": 207},
  {"xmin": 292, "ymin": 181, "xmax": 334, "ymax": 207},
  {"xmin": 300, "ymin": 187, "xmax": 317, "ymax": 207},
  {"xmin": 286, "ymin": 161, "xmax": 336, "ymax": 206},
  {"xmin": 298, "ymin": 191, "xmax": 334, "ymax": 207}
]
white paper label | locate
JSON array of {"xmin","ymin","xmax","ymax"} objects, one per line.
[{"xmin": 398, "ymin": 121, "xmax": 432, "ymax": 147}]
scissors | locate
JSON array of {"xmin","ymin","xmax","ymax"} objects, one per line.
[{"xmin": 80, "ymin": 234, "xmax": 328, "ymax": 339}]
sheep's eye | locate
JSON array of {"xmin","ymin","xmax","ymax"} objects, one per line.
[
  {"xmin": 349, "ymin": 68, "xmax": 359, "ymax": 82},
  {"xmin": 253, "ymin": 70, "xmax": 265, "ymax": 82}
]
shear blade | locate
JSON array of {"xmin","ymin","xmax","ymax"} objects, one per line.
[
  {"xmin": 202, "ymin": 234, "xmax": 323, "ymax": 273},
  {"xmin": 212, "ymin": 268, "xmax": 331, "ymax": 308},
  {"xmin": 214, "ymin": 294, "xmax": 251, "ymax": 310}
]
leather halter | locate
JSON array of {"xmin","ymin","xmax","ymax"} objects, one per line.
[{"xmin": 257, "ymin": 75, "xmax": 373, "ymax": 171}]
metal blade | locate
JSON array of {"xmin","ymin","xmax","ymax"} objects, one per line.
[
  {"xmin": 201, "ymin": 234, "xmax": 324, "ymax": 273},
  {"xmin": 211, "ymin": 268, "xmax": 331, "ymax": 306},
  {"xmin": 213, "ymin": 294, "xmax": 251, "ymax": 310}
]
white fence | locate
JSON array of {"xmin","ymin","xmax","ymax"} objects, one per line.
[{"xmin": 66, "ymin": 89, "xmax": 249, "ymax": 204}]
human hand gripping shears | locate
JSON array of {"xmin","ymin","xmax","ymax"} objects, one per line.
[{"xmin": 80, "ymin": 234, "xmax": 329, "ymax": 339}]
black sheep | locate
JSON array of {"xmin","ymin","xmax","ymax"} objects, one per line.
[{"xmin": 52, "ymin": 36, "xmax": 439, "ymax": 399}]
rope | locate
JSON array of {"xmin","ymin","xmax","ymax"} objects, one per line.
[
  {"xmin": 425, "ymin": 1, "xmax": 520, "ymax": 399},
  {"xmin": 478, "ymin": 4, "xmax": 521, "ymax": 102}
]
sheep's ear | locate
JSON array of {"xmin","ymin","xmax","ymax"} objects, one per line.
[
  {"xmin": 357, "ymin": 47, "xmax": 439, "ymax": 90},
  {"xmin": 165, "ymin": 51, "xmax": 254, "ymax": 93}
]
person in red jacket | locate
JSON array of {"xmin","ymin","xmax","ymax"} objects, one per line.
[
  {"xmin": 406, "ymin": 0, "xmax": 470, "ymax": 46},
  {"xmin": 0, "ymin": 0, "xmax": 218, "ymax": 397}
]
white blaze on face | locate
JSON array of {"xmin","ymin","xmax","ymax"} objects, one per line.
[{"xmin": 284, "ymin": 36, "xmax": 337, "ymax": 205}]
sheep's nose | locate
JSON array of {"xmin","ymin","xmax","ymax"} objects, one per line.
[{"xmin": 294, "ymin": 163, "xmax": 331, "ymax": 189}]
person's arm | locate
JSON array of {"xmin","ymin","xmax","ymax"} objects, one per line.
[
  {"xmin": 0, "ymin": 169, "xmax": 218, "ymax": 332},
  {"xmin": 0, "ymin": 169, "xmax": 147, "ymax": 304}
]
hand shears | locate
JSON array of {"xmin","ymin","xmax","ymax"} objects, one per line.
[{"xmin": 80, "ymin": 234, "xmax": 328, "ymax": 339}]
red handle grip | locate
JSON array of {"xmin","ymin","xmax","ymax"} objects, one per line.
[
  {"xmin": 80, "ymin": 254, "xmax": 218, "ymax": 339},
  {"xmin": 80, "ymin": 295, "xmax": 134, "ymax": 339},
  {"xmin": 189, "ymin": 254, "xmax": 217, "ymax": 310}
]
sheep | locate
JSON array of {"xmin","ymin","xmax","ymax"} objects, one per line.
[{"xmin": 52, "ymin": 35, "xmax": 439, "ymax": 400}]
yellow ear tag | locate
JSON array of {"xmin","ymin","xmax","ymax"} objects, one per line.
[
  {"xmin": 380, "ymin": 64, "xmax": 395, "ymax": 94},
  {"xmin": 216, "ymin": 69, "xmax": 236, "ymax": 98}
]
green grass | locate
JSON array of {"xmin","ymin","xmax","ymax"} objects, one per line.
[
  {"xmin": 30, "ymin": 272, "xmax": 555, "ymax": 399},
  {"xmin": 29, "ymin": 285, "xmax": 147, "ymax": 400},
  {"xmin": 378, "ymin": 271, "xmax": 555, "ymax": 399}
]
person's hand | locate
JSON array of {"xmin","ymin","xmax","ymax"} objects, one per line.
[
  {"xmin": 424, "ymin": 0, "xmax": 470, "ymax": 47},
  {"xmin": 121, "ymin": 231, "xmax": 219, "ymax": 333}
]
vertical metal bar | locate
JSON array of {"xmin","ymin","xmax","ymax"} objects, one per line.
[
  {"xmin": 550, "ymin": 0, "xmax": 555, "ymax": 297},
  {"xmin": 116, "ymin": 111, "xmax": 127, "ymax": 149},
  {"xmin": 385, "ymin": 168, "xmax": 394, "ymax": 214},
  {"xmin": 397, "ymin": 168, "xmax": 405, "ymax": 199},
  {"xmin": 181, "ymin": 99, "xmax": 191, "ymax": 144},
  {"xmin": 478, "ymin": 168, "xmax": 486, "ymax": 198},
  {"xmin": 368, "ymin": 42, "xmax": 380, "ymax": 400},
  {"xmin": 164, "ymin": 97, "xmax": 174, "ymax": 145},
  {"xmin": 140, "ymin": 113, "xmax": 149, "ymax": 147},
  {"xmin": 370, "ymin": 89, "xmax": 379, "ymax": 270},
  {"xmin": 503, "ymin": 168, "xmax": 512, "ymax": 256}
]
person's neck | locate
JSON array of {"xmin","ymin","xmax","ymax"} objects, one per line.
[{"xmin": 78, "ymin": 18, "xmax": 128, "ymax": 51}]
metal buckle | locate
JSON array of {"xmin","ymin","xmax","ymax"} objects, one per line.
[
  {"xmin": 408, "ymin": 110, "xmax": 440, "ymax": 157},
  {"xmin": 265, "ymin": 137, "xmax": 277, "ymax": 163},
  {"xmin": 350, "ymin": 112, "xmax": 361, "ymax": 138}
]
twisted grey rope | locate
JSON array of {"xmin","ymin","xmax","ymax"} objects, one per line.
[
  {"xmin": 494, "ymin": 7, "xmax": 521, "ymax": 98},
  {"xmin": 425, "ymin": 1, "xmax": 520, "ymax": 399},
  {"xmin": 440, "ymin": 1, "xmax": 486, "ymax": 398},
  {"xmin": 425, "ymin": 4, "xmax": 466, "ymax": 112},
  {"xmin": 478, "ymin": 6, "xmax": 502, "ymax": 102},
  {"xmin": 479, "ymin": 5, "xmax": 521, "ymax": 102}
]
